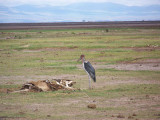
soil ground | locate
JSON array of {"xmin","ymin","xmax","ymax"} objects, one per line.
[
  {"xmin": 0, "ymin": 22, "xmax": 160, "ymax": 120},
  {"xmin": 0, "ymin": 21, "xmax": 160, "ymax": 30}
]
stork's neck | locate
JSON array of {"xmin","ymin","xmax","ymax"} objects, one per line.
[{"xmin": 82, "ymin": 57, "xmax": 85, "ymax": 63}]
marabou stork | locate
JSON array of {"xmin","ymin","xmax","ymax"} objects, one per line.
[{"xmin": 77, "ymin": 55, "xmax": 96, "ymax": 89}]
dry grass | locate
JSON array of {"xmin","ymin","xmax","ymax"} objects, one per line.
[{"xmin": 0, "ymin": 27, "xmax": 160, "ymax": 120}]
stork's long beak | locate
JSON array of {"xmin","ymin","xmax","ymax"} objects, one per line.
[{"xmin": 77, "ymin": 57, "xmax": 81, "ymax": 62}]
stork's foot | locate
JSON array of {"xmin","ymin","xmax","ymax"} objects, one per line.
[
  {"xmin": 89, "ymin": 87, "xmax": 93, "ymax": 90},
  {"xmin": 89, "ymin": 86, "xmax": 96, "ymax": 90}
]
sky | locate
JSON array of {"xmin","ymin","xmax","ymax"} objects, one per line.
[
  {"xmin": 1, "ymin": 0, "xmax": 160, "ymax": 7},
  {"xmin": 0, "ymin": 0, "xmax": 160, "ymax": 23}
]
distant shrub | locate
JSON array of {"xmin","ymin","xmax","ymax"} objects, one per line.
[
  {"xmin": 25, "ymin": 35, "xmax": 31, "ymax": 38},
  {"xmin": 18, "ymin": 36, "xmax": 22, "ymax": 39},
  {"xmin": 71, "ymin": 32, "xmax": 75, "ymax": 34},
  {"xmin": 14, "ymin": 35, "xmax": 22, "ymax": 39},
  {"xmin": 106, "ymin": 29, "xmax": 109, "ymax": 32}
]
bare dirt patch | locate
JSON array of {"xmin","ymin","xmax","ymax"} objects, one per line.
[
  {"xmin": 1, "ymin": 21, "xmax": 160, "ymax": 30},
  {"xmin": 106, "ymin": 63, "xmax": 160, "ymax": 71},
  {"xmin": 93, "ymin": 58, "xmax": 160, "ymax": 71},
  {"xmin": 131, "ymin": 58, "xmax": 160, "ymax": 64},
  {"xmin": 124, "ymin": 46, "xmax": 160, "ymax": 52}
]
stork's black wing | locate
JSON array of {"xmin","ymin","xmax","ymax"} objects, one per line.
[{"xmin": 84, "ymin": 61, "xmax": 96, "ymax": 82}]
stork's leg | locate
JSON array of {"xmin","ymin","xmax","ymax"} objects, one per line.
[{"xmin": 88, "ymin": 75, "xmax": 91, "ymax": 89}]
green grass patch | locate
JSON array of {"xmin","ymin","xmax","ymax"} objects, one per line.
[{"xmin": 0, "ymin": 28, "xmax": 160, "ymax": 120}]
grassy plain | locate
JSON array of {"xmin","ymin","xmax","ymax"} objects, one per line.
[{"xmin": 0, "ymin": 27, "xmax": 160, "ymax": 120}]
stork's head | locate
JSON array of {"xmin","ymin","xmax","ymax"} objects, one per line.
[{"xmin": 77, "ymin": 54, "xmax": 85, "ymax": 62}]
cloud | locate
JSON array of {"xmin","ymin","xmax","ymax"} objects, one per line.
[
  {"xmin": 0, "ymin": 0, "xmax": 160, "ymax": 22},
  {"xmin": 1, "ymin": 0, "xmax": 160, "ymax": 7}
]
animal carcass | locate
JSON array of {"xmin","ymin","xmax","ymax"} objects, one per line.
[{"xmin": 13, "ymin": 79, "xmax": 76, "ymax": 93}]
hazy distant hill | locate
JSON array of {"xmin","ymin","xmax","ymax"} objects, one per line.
[{"xmin": 0, "ymin": 2, "xmax": 160, "ymax": 23}]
